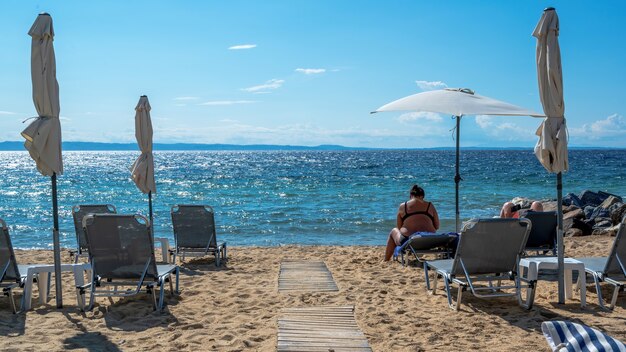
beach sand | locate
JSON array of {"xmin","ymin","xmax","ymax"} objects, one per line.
[{"xmin": 1, "ymin": 236, "xmax": 625, "ymax": 351}]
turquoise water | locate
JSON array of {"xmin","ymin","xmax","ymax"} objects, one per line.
[{"xmin": 0, "ymin": 150, "xmax": 624, "ymax": 248}]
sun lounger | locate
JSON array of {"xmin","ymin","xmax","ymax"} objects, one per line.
[
  {"xmin": 393, "ymin": 232, "xmax": 457, "ymax": 266},
  {"xmin": 77, "ymin": 214, "xmax": 179, "ymax": 311},
  {"xmin": 0, "ymin": 219, "xmax": 24, "ymax": 313},
  {"xmin": 542, "ymin": 320, "xmax": 626, "ymax": 351},
  {"xmin": 70, "ymin": 204, "xmax": 117, "ymax": 263},
  {"xmin": 424, "ymin": 218, "xmax": 535, "ymax": 311},
  {"xmin": 0, "ymin": 219, "xmax": 54, "ymax": 313},
  {"xmin": 170, "ymin": 205, "xmax": 227, "ymax": 266},
  {"xmin": 523, "ymin": 211, "xmax": 557, "ymax": 256},
  {"xmin": 574, "ymin": 219, "xmax": 626, "ymax": 310}
]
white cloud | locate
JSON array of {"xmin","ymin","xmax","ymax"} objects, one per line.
[
  {"xmin": 474, "ymin": 115, "xmax": 534, "ymax": 141},
  {"xmin": 397, "ymin": 112, "xmax": 443, "ymax": 124},
  {"xmin": 0, "ymin": 111, "xmax": 17, "ymax": 115},
  {"xmin": 415, "ymin": 80, "xmax": 448, "ymax": 91},
  {"xmin": 295, "ymin": 68, "xmax": 326, "ymax": 75},
  {"xmin": 199, "ymin": 100, "xmax": 257, "ymax": 106},
  {"xmin": 570, "ymin": 114, "xmax": 626, "ymax": 140},
  {"xmin": 228, "ymin": 44, "xmax": 257, "ymax": 50},
  {"xmin": 242, "ymin": 79, "xmax": 284, "ymax": 93},
  {"xmin": 152, "ymin": 122, "xmax": 449, "ymax": 147},
  {"xmin": 173, "ymin": 97, "xmax": 200, "ymax": 101}
]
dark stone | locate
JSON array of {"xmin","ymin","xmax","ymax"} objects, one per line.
[
  {"xmin": 563, "ymin": 193, "xmax": 583, "ymax": 208},
  {"xmin": 592, "ymin": 226, "xmax": 618, "ymax": 236},
  {"xmin": 563, "ymin": 205, "xmax": 581, "ymax": 213},
  {"xmin": 565, "ymin": 228, "xmax": 584, "ymax": 237},
  {"xmin": 563, "ymin": 217, "xmax": 573, "ymax": 233},
  {"xmin": 609, "ymin": 203, "xmax": 626, "ymax": 225},
  {"xmin": 590, "ymin": 207, "xmax": 611, "ymax": 220},
  {"xmin": 598, "ymin": 191, "xmax": 623, "ymax": 203},
  {"xmin": 592, "ymin": 219, "xmax": 612, "ymax": 229},
  {"xmin": 599, "ymin": 196, "xmax": 621, "ymax": 209},
  {"xmin": 511, "ymin": 197, "xmax": 532, "ymax": 209},
  {"xmin": 579, "ymin": 190, "xmax": 604, "ymax": 207},
  {"xmin": 574, "ymin": 218, "xmax": 594, "ymax": 236},
  {"xmin": 584, "ymin": 206, "xmax": 596, "ymax": 219},
  {"xmin": 563, "ymin": 208, "xmax": 584, "ymax": 220}
]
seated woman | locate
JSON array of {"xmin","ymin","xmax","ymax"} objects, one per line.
[
  {"xmin": 384, "ymin": 184, "xmax": 440, "ymax": 261},
  {"xmin": 500, "ymin": 201, "xmax": 543, "ymax": 218}
]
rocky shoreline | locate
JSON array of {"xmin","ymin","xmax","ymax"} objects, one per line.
[{"xmin": 510, "ymin": 190, "xmax": 625, "ymax": 237}]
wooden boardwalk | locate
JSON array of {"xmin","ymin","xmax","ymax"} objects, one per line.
[
  {"xmin": 278, "ymin": 306, "xmax": 372, "ymax": 352},
  {"xmin": 278, "ymin": 260, "xmax": 338, "ymax": 292}
]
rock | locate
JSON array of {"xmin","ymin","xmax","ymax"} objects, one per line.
[
  {"xmin": 565, "ymin": 228, "xmax": 584, "ymax": 237},
  {"xmin": 574, "ymin": 218, "xmax": 593, "ymax": 236},
  {"xmin": 584, "ymin": 206, "xmax": 596, "ymax": 219},
  {"xmin": 579, "ymin": 190, "xmax": 604, "ymax": 207},
  {"xmin": 609, "ymin": 203, "xmax": 626, "ymax": 225},
  {"xmin": 563, "ymin": 205, "xmax": 581, "ymax": 214},
  {"xmin": 563, "ymin": 208, "xmax": 584, "ymax": 220},
  {"xmin": 608, "ymin": 224, "xmax": 621, "ymax": 236},
  {"xmin": 599, "ymin": 196, "xmax": 621, "ymax": 209},
  {"xmin": 511, "ymin": 197, "xmax": 532, "ymax": 209},
  {"xmin": 598, "ymin": 191, "xmax": 623, "ymax": 203},
  {"xmin": 563, "ymin": 217, "xmax": 574, "ymax": 233},
  {"xmin": 592, "ymin": 218, "xmax": 612, "ymax": 229},
  {"xmin": 542, "ymin": 201, "xmax": 559, "ymax": 212},
  {"xmin": 590, "ymin": 207, "xmax": 611, "ymax": 220},
  {"xmin": 592, "ymin": 226, "xmax": 618, "ymax": 236},
  {"xmin": 563, "ymin": 193, "xmax": 583, "ymax": 208}
]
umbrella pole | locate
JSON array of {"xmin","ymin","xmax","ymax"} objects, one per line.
[
  {"xmin": 556, "ymin": 172, "xmax": 565, "ymax": 304},
  {"xmin": 51, "ymin": 173, "xmax": 63, "ymax": 308},
  {"xmin": 454, "ymin": 116, "xmax": 461, "ymax": 233},
  {"xmin": 148, "ymin": 191, "xmax": 153, "ymax": 230}
]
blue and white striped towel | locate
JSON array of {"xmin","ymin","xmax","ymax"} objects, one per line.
[{"xmin": 542, "ymin": 321, "xmax": 626, "ymax": 352}]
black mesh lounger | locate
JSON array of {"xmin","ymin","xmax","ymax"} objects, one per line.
[
  {"xmin": 424, "ymin": 218, "xmax": 535, "ymax": 311},
  {"xmin": 170, "ymin": 205, "xmax": 227, "ymax": 266},
  {"xmin": 523, "ymin": 211, "xmax": 557, "ymax": 256},
  {"xmin": 574, "ymin": 219, "xmax": 626, "ymax": 310},
  {"xmin": 393, "ymin": 232, "xmax": 457, "ymax": 266},
  {"xmin": 0, "ymin": 219, "xmax": 49, "ymax": 313},
  {"xmin": 70, "ymin": 204, "xmax": 117, "ymax": 263},
  {"xmin": 78, "ymin": 214, "xmax": 179, "ymax": 311}
]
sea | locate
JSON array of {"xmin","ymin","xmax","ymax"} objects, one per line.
[{"xmin": 0, "ymin": 149, "xmax": 624, "ymax": 249}]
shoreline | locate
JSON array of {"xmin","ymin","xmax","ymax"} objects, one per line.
[{"xmin": 3, "ymin": 237, "xmax": 625, "ymax": 351}]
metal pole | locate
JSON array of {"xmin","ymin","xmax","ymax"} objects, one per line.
[
  {"xmin": 51, "ymin": 173, "xmax": 63, "ymax": 308},
  {"xmin": 148, "ymin": 191, "xmax": 154, "ymax": 227},
  {"xmin": 454, "ymin": 116, "xmax": 461, "ymax": 233},
  {"xmin": 556, "ymin": 172, "xmax": 565, "ymax": 303}
]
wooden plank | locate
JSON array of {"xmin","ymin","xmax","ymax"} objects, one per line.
[
  {"xmin": 277, "ymin": 305, "xmax": 372, "ymax": 352},
  {"xmin": 278, "ymin": 260, "xmax": 338, "ymax": 292}
]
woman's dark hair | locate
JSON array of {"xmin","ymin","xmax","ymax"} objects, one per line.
[{"xmin": 410, "ymin": 184, "xmax": 425, "ymax": 197}]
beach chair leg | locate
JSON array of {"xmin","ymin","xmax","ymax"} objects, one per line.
[
  {"xmin": 591, "ymin": 273, "xmax": 610, "ymax": 310},
  {"xmin": 168, "ymin": 274, "xmax": 174, "ymax": 297},
  {"xmin": 215, "ymin": 251, "xmax": 221, "ymax": 267},
  {"xmin": 518, "ymin": 281, "xmax": 536, "ymax": 310},
  {"xmin": 424, "ymin": 264, "xmax": 436, "ymax": 294},
  {"xmin": 87, "ymin": 288, "xmax": 95, "ymax": 311},
  {"xmin": 443, "ymin": 279, "xmax": 461, "ymax": 311},
  {"xmin": 4, "ymin": 288, "xmax": 17, "ymax": 314},
  {"xmin": 175, "ymin": 267, "xmax": 180, "ymax": 294},
  {"xmin": 149, "ymin": 285, "xmax": 157, "ymax": 311},
  {"xmin": 158, "ymin": 281, "xmax": 166, "ymax": 311},
  {"xmin": 609, "ymin": 285, "xmax": 622, "ymax": 310},
  {"xmin": 223, "ymin": 245, "xmax": 227, "ymax": 262}
]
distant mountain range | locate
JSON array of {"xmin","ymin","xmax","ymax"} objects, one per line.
[{"xmin": 0, "ymin": 141, "xmax": 621, "ymax": 151}]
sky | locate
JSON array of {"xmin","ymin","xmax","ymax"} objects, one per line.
[{"xmin": 0, "ymin": 1, "xmax": 625, "ymax": 148}]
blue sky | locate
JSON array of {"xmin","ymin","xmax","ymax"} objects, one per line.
[{"xmin": 0, "ymin": 1, "xmax": 624, "ymax": 148}]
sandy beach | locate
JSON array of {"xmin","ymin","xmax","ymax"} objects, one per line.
[{"xmin": 1, "ymin": 235, "xmax": 624, "ymax": 351}]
